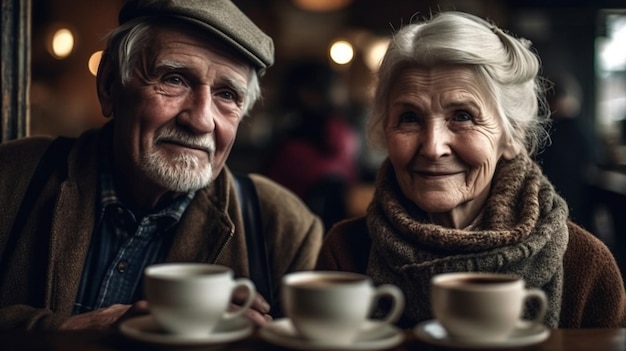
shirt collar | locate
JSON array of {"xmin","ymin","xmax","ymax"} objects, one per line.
[{"xmin": 97, "ymin": 137, "xmax": 195, "ymax": 223}]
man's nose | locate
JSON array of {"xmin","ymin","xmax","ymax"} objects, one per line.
[{"xmin": 177, "ymin": 85, "xmax": 215, "ymax": 134}]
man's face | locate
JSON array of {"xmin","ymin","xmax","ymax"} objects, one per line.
[{"xmin": 108, "ymin": 26, "xmax": 250, "ymax": 193}]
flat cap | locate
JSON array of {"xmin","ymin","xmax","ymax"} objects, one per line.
[{"xmin": 118, "ymin": 0, "xmax": 274, "ymax": 72}]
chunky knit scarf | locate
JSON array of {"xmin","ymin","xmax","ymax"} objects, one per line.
[{"xmin": 365, "ymin": 155, "xmax": 569, "ymax": 328}]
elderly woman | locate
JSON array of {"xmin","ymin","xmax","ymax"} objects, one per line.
[{"xmin": 316, "ymin": 11, "xmax": 626, "ymax": 329}]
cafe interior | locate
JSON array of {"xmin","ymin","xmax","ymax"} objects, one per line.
[
  {"xmin": 4, "ymin": 0, "xmax": 626, "ymax": 276},
  {"xmin": 3, "ymin": 0, "xmax": 626, "ymax": 349}
]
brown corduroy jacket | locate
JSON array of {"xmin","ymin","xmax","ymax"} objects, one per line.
[
  {"xmin": 0, "ymin": 127, "xmax": 323, "ymax": 330},
  {"xmin": 317, "ymin": 217, "xmax": 626, "ymax": 328}
]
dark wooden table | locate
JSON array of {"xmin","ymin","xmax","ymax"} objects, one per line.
[{"xmin": 0, "ymin": 328, "xmax": 624, "ymax": 351}]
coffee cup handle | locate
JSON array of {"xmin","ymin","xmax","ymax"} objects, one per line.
[
  {"xmin": 371, "ymin": 284, "xmax": 405, "ymax": 324},
  {"xmin": 518, "ymin": 288, "xmax": 548, "ymax": 329},
  {"xmin": 223, "ymin": 278, "xmax": 256, "ymax": 320}
]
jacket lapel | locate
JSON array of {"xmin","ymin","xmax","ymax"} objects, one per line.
[
  {"xmin": 46, "ymin": 134, "xmax": 100, "ymax": 315},
  {"xmin": 166, "ymin": 171, "xmax": 236, "ymax": 265}
]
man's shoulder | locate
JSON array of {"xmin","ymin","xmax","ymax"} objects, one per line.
[
  {"xmin": 0, "ymin": 136, "xmax": 53, "ymax": 154},
  {"xmin": 246, "ymin": 172, "xmax": 323, "ymax": 231},
  {"xmin": 247, "ymin": 173, "xmax": 310, "ymax": 209},
  {"xmin": 0, "ymin": 127, "xmax": 101, "ymax": 165},
  {"xmin": 0, "ymin": 137, "xmax": 54, "ymax": 173}
]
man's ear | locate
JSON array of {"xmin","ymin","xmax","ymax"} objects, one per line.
[{"xmin": 96, "ymin": 52, "xmax": 116, "ymax": 118}]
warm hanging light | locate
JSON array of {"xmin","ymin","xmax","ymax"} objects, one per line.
[
  {"xmin": 329, "ymin": 40, "xmax": 354, "ymax": 65},
  {"xmin": 364, "ymin": 38, "xmax": 390, "ymax": 71},
  {"xmin": 88, "ymin": 51, "xmax": 103, "ymax": 76},
  {"xmin": 49, "ymin": 27, "xmax": 75, "ymax": 59},
  {"xmin": 292, "ymin": 0, "xmax": 353, "ymax": 12}
]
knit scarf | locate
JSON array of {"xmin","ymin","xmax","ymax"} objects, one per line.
[{"xmin": 365, "ymin": 155, "xmax": 569, "ymax": 328}]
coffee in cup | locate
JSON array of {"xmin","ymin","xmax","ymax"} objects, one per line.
[
  {"xmin": 144, "ymin": 263, "xmax": 256, "ymax": 338},
  {"xmin": 282, "ymin": 271, "xmax": 405, "ymax": 345},
  {"xmin": 431, "ymin": 272, "xmax": 547, "ymax": 342}
]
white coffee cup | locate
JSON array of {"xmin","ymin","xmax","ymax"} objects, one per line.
[
  {"xmin": 431, "ymin": 272, "xmax": 547, "ymax": 342},
  {"xmin": 281, "ymin": 271, "xmax": 405, "ymax": 346},
  {"xmin": 144, "ymin": 263, "xmax": 256, "ymax": 338}
]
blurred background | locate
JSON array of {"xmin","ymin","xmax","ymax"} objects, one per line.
[{"xmin": 3, "ymin": 0, "xmax": 626, "ymax": 273}]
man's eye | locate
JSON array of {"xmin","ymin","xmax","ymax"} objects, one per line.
[{"xmin": 164, "ymin": 75, "xmax": 184, "ymax": 85}]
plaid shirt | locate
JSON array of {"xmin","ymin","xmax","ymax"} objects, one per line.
[{"xmin": 72, "ymin": 148, "xmax": 194, "ymax": 315}]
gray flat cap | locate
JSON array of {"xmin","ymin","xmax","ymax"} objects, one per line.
[{"xmin": 119, "ymin": 0, "xmax": 274, "ymax": 72}]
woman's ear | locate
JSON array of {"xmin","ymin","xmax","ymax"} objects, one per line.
[
  {"xmin": 96, "ymin": 52, "xmax": 116, "ymax": 118},
  {"xmin": 501, "ymin": 137, "xmax": 520, "ymax": 160}
]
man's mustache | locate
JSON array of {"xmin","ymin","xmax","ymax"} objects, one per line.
[{"xmin": 155, "ymin": 129, "xmax": 215, "ymax": 156}]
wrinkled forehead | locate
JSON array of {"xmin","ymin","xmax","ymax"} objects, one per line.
[{"xmin": 389, "ymin": 64, "xmax": 493, "ymax": 100}]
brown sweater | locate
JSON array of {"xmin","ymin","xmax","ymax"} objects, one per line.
[
  {"xmin": 0, "ymin": 126, "xmax": 324, "ymax": 330},
  {"xmin": 317, "ymin": 216, "xmax": 626, "ymax": 328}
]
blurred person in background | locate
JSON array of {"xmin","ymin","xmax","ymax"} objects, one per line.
[
  {"xmin": 264, "ymin": 60, "xmax": 360, "ymax": 231},
  {"xmin": 537, "ymin": 71, "xmax": 594, "ymax": 231},
  {"xmin": 316, "ymin": 11, "xmax": 626, "ymax": 328},
  {"xmin": 0, "ymin": 0, "xmax": 323, "ymax": 330}
]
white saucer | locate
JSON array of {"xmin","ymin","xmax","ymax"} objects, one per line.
[
  {"xmin": 414, "ymin": 319, "xmax": 550, "ymax": 349},
  {"xmin": 119, "ymin": 314, "xmax": 253, "ymax": 347},
  {"xmin": 259, "ymin": 318, "xmax": 404, "ymax": 350}
]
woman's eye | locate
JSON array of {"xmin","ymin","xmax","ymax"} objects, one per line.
[
  {"xmin": 398, "ymin": 111, "xmax": 418, "ymax": 123},
  {"xmin": 217, "ymin": 90, "xmax": 236, "ymax": 101},
  {"xmin": 453, "ymin": 111, "xmax": 473, "ymax": 122}
]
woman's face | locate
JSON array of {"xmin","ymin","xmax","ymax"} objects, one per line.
[{"xmin": 385, "ymin": 65, "xmax": 515, "ymax": 228}]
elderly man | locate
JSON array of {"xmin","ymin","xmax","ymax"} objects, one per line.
[{"xmin": 0, "ymin": 0, "xmax": 323, "ymax": 330}]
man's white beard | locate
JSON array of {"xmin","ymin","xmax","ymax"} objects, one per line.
[
  {"xmin": 140, "ymin": 129, "xmax": 215, "ymax": 192},
  {"xmin": 141, "ymin": 151, "xmax": 213, "ymax": 192}
]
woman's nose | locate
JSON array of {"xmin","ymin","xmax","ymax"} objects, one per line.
[{"xmin": 418, "ymin": 123, "xmax": 451, "ymax": 160}]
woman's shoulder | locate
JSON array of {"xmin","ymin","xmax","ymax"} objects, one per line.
[
  {"xmin": 563, "ymin": 221, "xmax": 622, "ymax": 278},
  {"xmin": 561, "ymin": 221, "xmax": 626, "ymax": 327},
  {"xmin": 564, "ymin": 221, "xmax": 617, "ymax": 262},
  {"xmin": 316, "ymin": 216, "xmax": 371, "ymax": 273},
  {"xmin": 326, "ymin": 217, "xmax": 369, "ymax": 240}
]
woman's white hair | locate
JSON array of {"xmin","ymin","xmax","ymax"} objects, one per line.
[
  {"xmin": 100, "ymin": 17, "xmax": 261, "ymax": 116},
  {"xmin": 368, "ymin": 11, "xmax": 550, "ymax": 157}
]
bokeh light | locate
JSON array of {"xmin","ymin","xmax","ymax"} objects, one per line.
[
  {"xmin": 88, "ymin": 51, "xmax": 103, "ymax": 76},
  {"xmin": 50, "ymin": 28, "xmax": 74, "ymax": 59},
  {"xmin": 329, "ymin": 40, "xmax": 354, "ymax": 65},
  {"xmin": 364, "ymin": 38, "xmax": 390, "ymax": 71}
]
